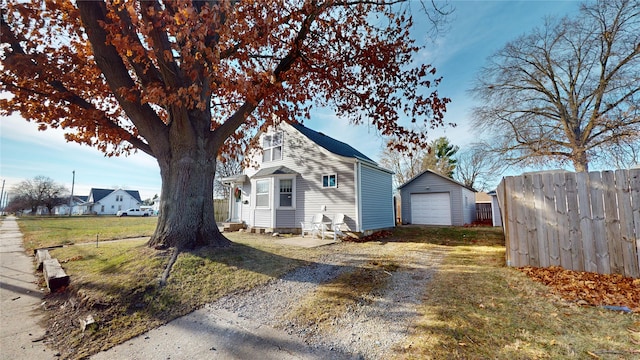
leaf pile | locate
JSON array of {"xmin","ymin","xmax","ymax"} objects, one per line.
[
  {"xmin": 519, "ymin": 266, "xmax": 640, "ymax": 312},
  {"xmin": 343, "ymin": 230, "xmax": 393, "ymax": 243}
]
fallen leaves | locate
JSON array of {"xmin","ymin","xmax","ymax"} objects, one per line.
[
  {"xmin": 343, "ymin": 230, "xmax": 393, "ymax": 243},
  {"xmin": 518, "ymin": 266, "xmax": 640, "ymax": 312}
]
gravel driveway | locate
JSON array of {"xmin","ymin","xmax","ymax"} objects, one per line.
[{"xmin": 92, "ymin": 242, "xmax": 445, "ymax": 360}]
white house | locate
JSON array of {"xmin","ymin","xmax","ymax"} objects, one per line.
[
  {"xmin": 54, "ymin": 195, "xmax": 88, "ymax": 215},
  {"xmin": 81, "ymin": 188, "xmax": 143, "ymax": 215},
  {"xmin": 223, "ymin": 122, "xmax": 395, "ymax": 234}
]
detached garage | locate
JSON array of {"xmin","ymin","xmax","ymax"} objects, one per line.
[{"xmin": 399, "ymin": 170, "xmax": 476, "ymax": 226}]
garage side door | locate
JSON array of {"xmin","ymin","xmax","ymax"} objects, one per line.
[{"xmin": 410, "ymin": 193, "xmax": 452, "ymax": 225}]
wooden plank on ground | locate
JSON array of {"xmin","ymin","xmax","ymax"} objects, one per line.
[
  {"xmin": 556, "ymin": 172, "xmax": 573, "ymax": 269},
  {"xmin": 602, "ymin": 170, "xmax": 623, "ymax": 275},
  {"xmin": 42, "ymin": 258, "xmax": 70, "ymax": 292},
  {"xmin": 35, "ymin": 249, "xmax": 51, "ymax": 271},
  {"xmin": 615, "ymin": 169, "xmax": 639, "ymax": 278},
  {"xmin": 589, "ymin": 171, "xmax": 610, "ymax": 274}
]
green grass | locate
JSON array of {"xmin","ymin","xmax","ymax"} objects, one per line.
[{"xmin": 16, "ymin": 216, "xmax": 157, "ymax": 251}]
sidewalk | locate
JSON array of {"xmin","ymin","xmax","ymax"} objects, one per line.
[{"xmin": 0, "ymin": 216, "xmax": 59, "ymax": 359}]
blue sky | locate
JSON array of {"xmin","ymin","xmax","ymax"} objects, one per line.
[{"xmin": 0, "ymin": 1, "xmax": 581, "ymax": 200}]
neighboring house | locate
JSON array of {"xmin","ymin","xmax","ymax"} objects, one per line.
[
  {"xmin": 222, "ymin": 121, "xmax": 395, "ymax": 234},
  {"xmin": 398, "ymin": 169, "xmax": 476, "ymax": 226},
  {"xmin": 81, "ymin": 188, "xmax": 143, "ymax": 215},
  {"xmin": 54, "ymin": 195, "xmax": 89, "ymax": 215},
  {"xmin": 475, "ymin": 191, "xmax": 493, "ymax": 224}
]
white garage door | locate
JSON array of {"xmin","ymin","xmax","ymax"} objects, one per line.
[{"xmin": 410, "ymin": 193, "xmax": 452, "ymax": 225}]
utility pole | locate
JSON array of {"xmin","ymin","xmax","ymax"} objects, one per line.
[
  {"xmin": 0, "ymin": 180, "xmax": 5, "ymax": 215},
  {"xmin": 69, "ymin": 170, "xmax": 75, "ymax": 217},
  {"xmin": 0, "ymin": 179, "xmax": 4, "ymax": 215}
]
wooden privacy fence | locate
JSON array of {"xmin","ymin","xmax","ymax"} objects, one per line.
[
  {"xmin": 476, "ymin": 203, "xmax": 493, "ymax": 221},
  {"xmin": 497, "ymin": 169, "xmax": 640, "ymax": 278}
]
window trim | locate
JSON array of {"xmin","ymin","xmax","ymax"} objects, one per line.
[
  {"xmin": 262, "ymin": 131, "xmax": 283, "ymax": 162},
  {"xmin": 322, "ymin": 174, "xmax": 338, "ymax": 188},
  {"xmin": 255, "ymin": 179, "xmax": 271, "ymax": 209}
]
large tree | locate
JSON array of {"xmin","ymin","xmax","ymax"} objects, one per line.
[
  {"xmin": 454, "ymin": 143, "xmax": 506, "ymax": 191},
  {"xmin": 470, "ymin": 0, "xmax": 640, "ymax": 172},
  {"xmin": 1, "ymin": 0, "xmax": 450, "ymax": 250},
  {"xmin": 10, "ymin": 176, "xmax": 69, "ymax": 214},
  {"xmin": 378, "ymin": 141, "xmax": 427, "ymax": 189}
]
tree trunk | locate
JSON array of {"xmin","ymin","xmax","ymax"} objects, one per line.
[
  {"xmin": 148, "ymin": 151, "xmax": 231, "ymax": 250},
  {"xmin": 573, "ymin": 149, "xmax": 590, "ymax": 172}
]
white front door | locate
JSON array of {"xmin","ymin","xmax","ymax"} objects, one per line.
[{"xmin": 231, "ymin": 186, "xmax": 242, "ymax": 222}]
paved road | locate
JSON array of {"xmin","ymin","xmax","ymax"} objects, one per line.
[{"xmin": 0, "ymin": 216, "xmax": 59, "ymax": 359}]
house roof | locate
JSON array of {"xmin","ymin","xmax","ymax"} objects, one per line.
[
  {"xmin": 89, "ymin": 188, "xmax": 142, "ymax": 203},
  {"xmin": 475, "ymin": 192, "xmax": 492, "ymax": 203},
  {"xmin": 252, "ymin": 166, "xmax": 299, "ymax": 178},
  {"xmin": 290, "ymin": 123, "xmax": 375, "ymax": 163},
  {"xmin": 397, "ymin": 169, "xmax": 477, "ymax": 192},
  {"xmin": 220, "ymin": 174, "xmax": 248, "ymax": 184}
]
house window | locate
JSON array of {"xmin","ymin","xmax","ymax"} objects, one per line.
[
  {"xmin": 256, "ymin": 179, "xmax": 270, "ymax": 207},
  {"xmin": 322, "ymin": 174, "xmax": 337, "ymax": 188},
  {"xmin": 262, "ymin": 131, "xmax": 283, "ymax": 162},
  {"xmin": 116, "ymin": 195, "xmax": 123, "ymax": 202},
  {"xmin": 279, "ymin": 179, "xmax": 293, "ymax": 207}
]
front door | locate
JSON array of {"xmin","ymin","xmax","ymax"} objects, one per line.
[{"xmin": 232, "ymin": 186, "xmax": 242, "ymax": 222}]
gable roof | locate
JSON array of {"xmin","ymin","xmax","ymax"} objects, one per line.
[
  {"xmin": 398, "ymin": 169, "xmax": 476, "ymax": 192},
  {"xmin": 89, "ymin": 188, "xmax": 143, "ymax": 203},
  {"xmin": 290, "ymin": 123, "xmax": 375, "ymax": 163},
  {"xmin": 252, "ymin": 166, "xmax": 299, "ymax": 178}
]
